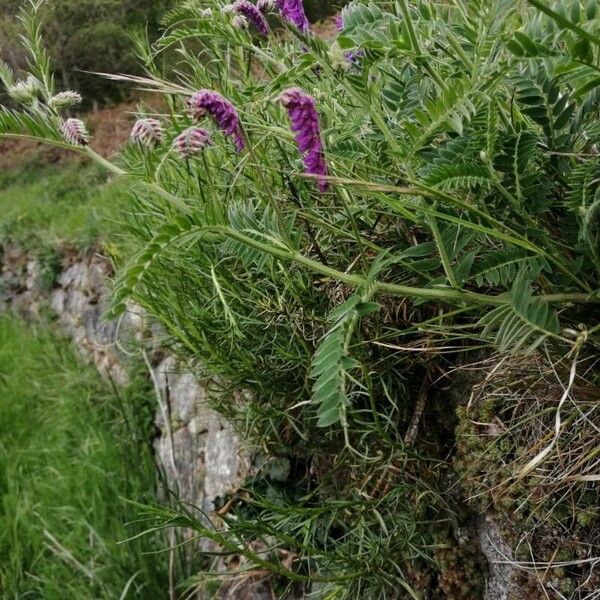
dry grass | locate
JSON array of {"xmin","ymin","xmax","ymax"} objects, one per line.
[{"xmin": 454, "ymin": 351, "xmax": 600, "ymax": 598}]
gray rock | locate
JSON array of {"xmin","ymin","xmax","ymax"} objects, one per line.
[
  {"xmin": 479, "ymin": 516, "xmax": 517, "ymax": 600},
  {"xmin": 154, "ymin": 357, "xmax": 251, "ymax": 511}
]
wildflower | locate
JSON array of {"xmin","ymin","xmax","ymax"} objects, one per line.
[
  {"xmin": 275, "ymin": 0, "xmax": 309, "ymax": 32},
  {"xmin": 200, "ymin": 8, "xmax": 213, "ymax": 18},
  {"xmin": 8, "ymin": 75, "xmax": 39, "ymax": 104},
  {"xmin": 48, "ymin": 91, "xmax": 83, "ymax": 111},
  {"xmin": 278, "ymin": 87, "xmax": 328, "ymax": 192},
  {"xmin": 188, "ymin": 90, "xmax": 245, "ymax": 152},
  {"xmin": 257, "ymin": 0, "xmax": 275, "ymax": 11},
  {"xmin": 335, "ymin": 13, "xmax": 363, "ymax": 66},
  {"xmin": 130, "ymin": 118, "xmax": 164, "ymax": 150},
  {"xmin": 173, "ymin": 127, "xmax": 212, "ymax": 158},
  {"xmin": 232, "ymin": 0, "xmax": 269, "ymax": 35},
  {"xmin": 61, "ymin": 118, "xmax": 90, "ymax": 146},
  {"xmin": 232, "ymin": 14, "xmax": 249, "ymax": 29}
]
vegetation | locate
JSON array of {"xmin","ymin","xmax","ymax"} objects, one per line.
[
  {"xmin": 0, "ymin": 317, "xmax": 168, "ymax": 598},
  {"xmin": 0, "ymin": 0, "xmax": 341, "ymax": 104},
  {"xmin": 1, "ymin": 0, "xmax": 599, "ymax": 598},
  {"xmin": 0, "ymin": 0, "xmax": 175, "ymax": 103},
  {"xmin": 0, "ymin": 163, "xmax": 128, "ymax": 250}
]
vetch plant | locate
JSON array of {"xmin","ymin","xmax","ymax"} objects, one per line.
[
  {"xmin": 47, "ymin": 90, "xmax": 83, "ymax": 111},
  {"xmin": 275, "ymin": 0, "xmax": 310, "ymax": 32},
  {"xmin": 232, "ymin": 0, "xmax": 270, "ymax": 36},
  {"xmin": 130, "ymin": 117, "xmax": 165, "ymax": 150},
  {"xmin": 61, "ymin": 117, "xmax": 89, "ymax": 146},
  {"xmin": 172, "ymin": 126, "xmax": 213, "ymax": 158},
  {"xmin": 278, "ymin": 87, "xmax": 328, "ymax": 191},
  {"xmin": 2, "ymin": 0, "xmax": 600, "ymax": 597},
  {"xmin": 187, "ymin": 89, "xmax": 245, "ymax": 151}
]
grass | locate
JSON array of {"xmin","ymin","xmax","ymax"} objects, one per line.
[
  {"xmin": 0, "ymin": 161, "xmax": 129, "ymax": 251},
  {"xmin": 0, "ymin": 316, "xmax": 169, "ymax": 599}
]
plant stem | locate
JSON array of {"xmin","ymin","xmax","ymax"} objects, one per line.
[
  {"xmin": 208, "ymin": 226, "xmax": 600, "ymax": 307},
  {"xmin": 84, "ymin": 147, "xmax": 191, "ymax": 213}
]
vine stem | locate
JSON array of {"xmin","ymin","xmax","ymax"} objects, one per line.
[{"xmin": 203, "ymin": 226, "xmax": 600, "ymax": 307}]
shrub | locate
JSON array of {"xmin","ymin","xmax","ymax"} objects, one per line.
[{"xmin": 2, "ymin": 0, "xmax": 599, "ymax": 597}]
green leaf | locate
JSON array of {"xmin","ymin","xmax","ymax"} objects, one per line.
[{"xmin": 355, "ymin": 302, "xmax": 380, "ymax": 317}]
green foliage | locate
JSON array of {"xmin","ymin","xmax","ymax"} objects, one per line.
[
  {"xmin": 0, "ymin": 0, "xmax": 175, "ymax": 103},
  {"xmin": 3, "ymin": 0, "xmax": 600, "ymax": 596},
  {"xmin": 0, "ymin": 163, "xmax": 130, "ymax": 250},
  {"xmin": 0, "ymin": 317, "xmax": 168, "ymax": 598}
]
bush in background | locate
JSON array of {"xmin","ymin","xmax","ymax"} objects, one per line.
[
  {"xmin": 0, "ymin": 0, "xmax": 343, "ymax": 105},
  {"xmin": 0, "ymin": 0, "xmax": 173, "ymax": 104}
]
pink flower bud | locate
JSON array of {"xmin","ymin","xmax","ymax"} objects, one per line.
[
  {"xmin": 130, "ymin": 118, "xmax": 165, "ymax": 150},
  {"xmin": 173, "ymin": 127, "xmax": 213, "ymax": 158},
  {"xmin": 61, "ymin": 118, "xmax": 90, "ymax": 146}
]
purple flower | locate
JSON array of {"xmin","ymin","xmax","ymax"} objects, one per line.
[
  {"xmin": 173, "ymin": 127, "xmax": 212, "ymax": 158},
  {"xmin": 335, "ymin": 12, "xmax": 363, "ymax": 66},
  {"xmin": 275, "ymin": 0, "xmax": 309, "ymax": 33},
  {"xmin": 61, "ymin": 118, "xmax": 90, "ymax": 146},
  {"xmin": 188, "ymin": 90, "xmax": 245, "ymax": 152},
  {"xmin": 279, "ymin": 87, "xmax": 328, "ymax": 192},
  {"xmin": 232, "ymin": 0, "xmax": 269, "ymax": 35},
  {"xmin": 130, "ymin": 118, "xmax": 164, "ymax": 149}
]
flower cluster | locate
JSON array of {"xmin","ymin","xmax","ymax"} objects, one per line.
[
  {"xmin": 61, "ymin": 118, "xmax": 90, "ymax": 146},
  {"xmin": 173, "ymin": 127, "xmax": 213, "ymax": 158},
  {"xmin": 8, "ymin": 76, "xmax": 40, "ymax": 104},
  {"xmin": 278, "ymin": 87, "xmax": 328, "ymax": 192},
  {"xmin": 232, "ymin": 0, "xmax": 269, "ymax": 36},
  {"xmin": 122, "ymin": 87, "xmax": 329, "ymax": 189},
  {"xmin": 188, "ymin": 90, "xmax": 245, "ymax": 152},
  {"xmin": 130, "ymin": 118, "xmax": 165, "ymax": 150},
  {"xmin": 275, "ymin": 0, "xmax": 309, "ymax": 32},
  {"xmin": 48, "ymin": 91, "xmax": 83, "ymax": 111}
]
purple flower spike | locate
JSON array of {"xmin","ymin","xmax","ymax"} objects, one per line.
[
  {"xmin": 276, "ymin": 0, "xmax": 309, "ymax": 33},
  {"xmin": 173, "ymin": 127, "xmax": 212, "ymax": 158},
  {"xmin": 233, "ymin": 0, "xmax": 269, "ymax": 35},
  {"xmin": 279, "ymin": 87, "xmax": 328, "ymax": 192},
  {"xmin": 61, "ymin": 118, "xmax": 90, "ymax": 146},
  {"xmin": 131, "ymin": 118, "xmax": 164, "ymax": 150},
  {"xmin": 188, "ymin": 90, "xmax": 245, "ymax": 152}
]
